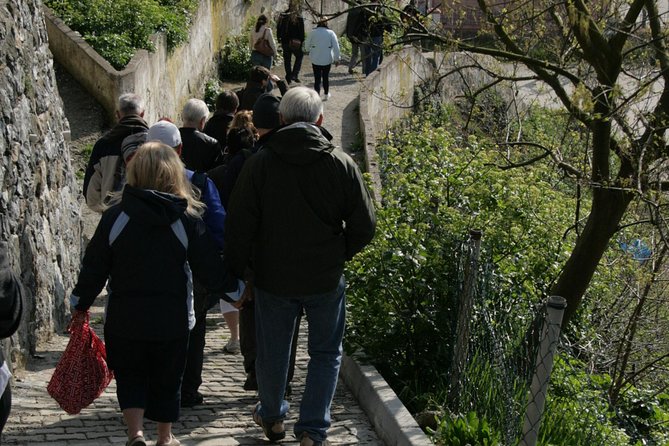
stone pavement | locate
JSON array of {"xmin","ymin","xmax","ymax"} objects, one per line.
[{"xmin": 5, "ymin": 295, "xmax": 383, "ymax": 445}]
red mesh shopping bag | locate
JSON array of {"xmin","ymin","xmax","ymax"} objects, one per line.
[{"xmin": 47, "ymin": 310, "xmax": 114, "ymax": 414}]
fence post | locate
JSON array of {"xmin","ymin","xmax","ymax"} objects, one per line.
[
  {"xmin": 519, "ymin": 295, "xmax": 567, "ymax": 446},
  {"xmin": 447, "ymin": 229, "xmax": 482, "ymax": 408}
]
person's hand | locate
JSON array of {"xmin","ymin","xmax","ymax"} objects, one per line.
[
  {"xmin": 270, "ymin": 74, "xmax": 281, "ymax": 82},
  {"xmin": 233, "ymin": 282, "xmax": 254, "ymax": 309}
]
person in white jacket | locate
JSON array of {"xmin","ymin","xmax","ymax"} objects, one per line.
[{"xmin": 304, "ymin": 19, "xmax": 340, "ymax": 101}]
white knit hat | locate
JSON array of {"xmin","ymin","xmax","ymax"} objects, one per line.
[{"xmin": 147, "ymin": 120, "xmax": 182, "ymax": 148}]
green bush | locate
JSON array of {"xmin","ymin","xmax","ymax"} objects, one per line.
[
  {"xmin": 45, "ymin": 0, "xmax": 197, "ymax": 70},
  {"xmin": 434, "ymin": 412, "xmax": 502, "ymax": 446},
  {"xmin": 219, "ymin": 34, "xmax": 253, "ymax": 81},
  {"xmin": 204, "ymin": 79, "xmax": 222, "ymax": 112},
  {"xmin": 538, "ymin": 356, "xmax": 631, "ymax": 446},
  {"xmin": 346, "ymin": 104, "xmax": 577, "ymax": 414}
]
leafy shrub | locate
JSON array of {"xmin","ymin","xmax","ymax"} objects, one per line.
[
  {"xmin": 204, "ymin": 79, "xmax": 222, "ymax": 112},
  {"xmin": 45, "ymin": 0, "xmax": 197, "ymax": 70},
  {"xmin": 346, "ymin": 103, "xmax": 577, "ymax": 414},
  {"xmin": 434, "ymin": 412, "xmax": 502, "ymax": 446},
  {"xmin": 219, "ymin": 34, "xmax": 253, "ymax": 81},
  {"xmin": 538, "ymin": 356, "xmax": 631, "ymax": 446}
]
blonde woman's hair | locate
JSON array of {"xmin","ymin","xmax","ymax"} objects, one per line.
[
  {"xmin": 126, "ymin": 142, "xmax": 206, "ymax": 217},
  {"xmin": 230, "ymin": 110, "xmax": 259, "ymax": 139}
]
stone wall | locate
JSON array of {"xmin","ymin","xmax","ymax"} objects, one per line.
[
  {"xmin": 0, "ymin": 0, "xmax": 82, "ymax": 367},
  {"xmin": 45, "ymin": 0, "xmax": 349, "ymax": 125},
  {"xmin": 359, "ymin": 46, "xmax": 435, "ymax": 201}
]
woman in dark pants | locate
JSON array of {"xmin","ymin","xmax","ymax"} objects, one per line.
[
  {"xmin": 304, "ymin": 19, "xmax": 340, "ymax": 101},
  {"xmin": 69, "ymin": 143, "xmax": 240, "ymax": 446}
]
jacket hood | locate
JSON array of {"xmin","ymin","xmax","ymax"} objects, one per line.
[
  {"xmin": 121, "ymin": 185, "xmax": 188, "ymax": 226},
  {"xmin": 264, "ymin": 123, "xmax": 335, "ymax": 165}
]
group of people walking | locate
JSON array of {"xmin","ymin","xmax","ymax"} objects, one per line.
[
  {"xmin": 249, "ymin": 1, "xmax": 390, "ymax": 103},
  {"xmin": 76, "ymin": 47, "xmax": 376, "ymax": 446}
]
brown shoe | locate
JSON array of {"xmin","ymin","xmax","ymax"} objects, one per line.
[{"xmin": 253, "ymin": 403, "xmax": 286, "ymax": 442}]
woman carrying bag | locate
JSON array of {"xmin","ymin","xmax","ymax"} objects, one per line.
[
  {"xmin": 68, "ymin": 142, "xmax": 243, "ymax": 446},
  {"xmin": 250, "ymin": 15, "xmax": 277, "ymax": 71}
]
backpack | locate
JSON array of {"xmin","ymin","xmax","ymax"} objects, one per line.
[
  {"xmin": 190, "ymin": 171, "xmax": 209, "ymax": 201},
  {"xmin": 114, "ymin": 130, "xmax": 148, "ymax": 193}
]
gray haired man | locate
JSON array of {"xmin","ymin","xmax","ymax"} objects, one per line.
[
  {"xmin": 225, "ymin": 86, "xmax": 376, "ymax": 446},
  {"xmin": 179, "ymin": 98, "xmax": 222, "ymax": 173},
  {"xmin": 83, "ymin": 93, "xmax": 148, "ymax": 212}
]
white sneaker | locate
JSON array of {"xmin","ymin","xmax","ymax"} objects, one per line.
[
  {"xmin": 323, "ymin": 93, "xmax": 331, "ymax": 101},
  {"xmin": 223, "ymin": 339, "xmax": 240, "ymax": 354}
]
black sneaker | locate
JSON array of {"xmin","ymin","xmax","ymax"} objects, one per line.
[
  {"xmin": 180, "ymin": 391, "xmax": 204, "ymax": 407},
  {"xmin": 253, "ymin": 403, "xmax": 286, "ymax": 442},
  {"xmin": 292, "ymin": 77, "xmax": 301, "ymax": 83}
]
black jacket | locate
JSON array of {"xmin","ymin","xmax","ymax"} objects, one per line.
[
  {"xmin": 179, "ymin": 128, "xmax": 223, "ymax": 172},
  {"xmin": 203, "ymin": 112, "xmax": 234, "ymax": 150},
  {"xmin": 345, "ymin": 6, "xmax": 365, "ymax": 41},
  {"xmin": 237, "ymin": 80, "xmax": 288, "ymax": 112},
  {"xmin": 72, "ymin": 185, "xmax": 237, "ymax": 341},
  {"xmin": 277, "ymin": 12, "xmax": 305, "ymax": 45},
  {"xmin": 225, "ymin": 123, "xmax": 376, "ymax": 296}
]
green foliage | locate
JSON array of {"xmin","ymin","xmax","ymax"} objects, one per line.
[
  {"xmin": 434, "ymin": 412, "xmax": 502, "ymax": 446},
  {"xmin": 204, "ymin": 78, "xmax": 222, "ymax": 112},
  {"xmin": 339, "ymin": 35, "xmax": 352, "ymax": 57},
  {"xmin": 45, "ymin": 0, "xmax": 197, "ymax": 70},
  {"xmin": 539, "ymin": 356, "xmax": 630, "ymax": 446},
  {"xmin": 346, "ymin": 104, "xmax": 576, "ymax": 413},
  {"xmin": 219, "ymin": 34, "xmax": 253, "ymax": 81}
]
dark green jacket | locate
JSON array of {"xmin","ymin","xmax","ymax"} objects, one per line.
[{"xmin": 225, "ymin": 123, "xmax": 376, "ymax": 296}]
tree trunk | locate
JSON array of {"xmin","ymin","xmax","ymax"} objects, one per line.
[{"xmin": 551, "ymin": 186, "xmax": 634, "ymax": 327}]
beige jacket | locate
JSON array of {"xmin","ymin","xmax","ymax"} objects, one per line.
[{"xmin": 250, "ymin": 25, "xmax": 278, "ymax": 55}]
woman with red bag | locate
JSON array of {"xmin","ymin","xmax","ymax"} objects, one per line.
[{"xmin": 69, "ymin": 142, "xmax": 242, "ymax": 446}]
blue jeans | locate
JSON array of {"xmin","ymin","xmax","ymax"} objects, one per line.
[
  {"xmin": 255, "ymin": 277, "xmax": 346, "ymax": 442},
  {"xmin": 362, "ymin": 36, "xmax": 383, "ymax": 76}
]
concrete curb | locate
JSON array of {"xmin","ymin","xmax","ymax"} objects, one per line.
[{"xmin": 340, "ymin": 355, "xmax": 433, "ymax": 446}]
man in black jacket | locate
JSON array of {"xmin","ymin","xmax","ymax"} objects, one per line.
[
  {"xmin": 179, "ymin": 98, "xmax": 222, "ymax": 173},
  {"xmin": 225, "ymin": 87, "xmax": 376, "ymax": 446},
  {"xmin": 345, "ymin": 0, "xmax": 365, "ymax": 74},
  {"xmin": 276, "ymin": 1, "xmax": 305, "ymax": 83},
  {"xmin": 237, "ymin": 66, "xmax": 288, "ymax": 111},
  {"xmin": 83, "ymin": 93, "xmax": 148, "ymax": 213}
]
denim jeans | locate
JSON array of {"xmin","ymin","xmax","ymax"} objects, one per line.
[
  {"xmin": 361, "ymin": 36, "xmax": 383, "ymax": 76},
  {"xmin": 254, "ymin": 276, "xmax": 346, "ymax": 442}
]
